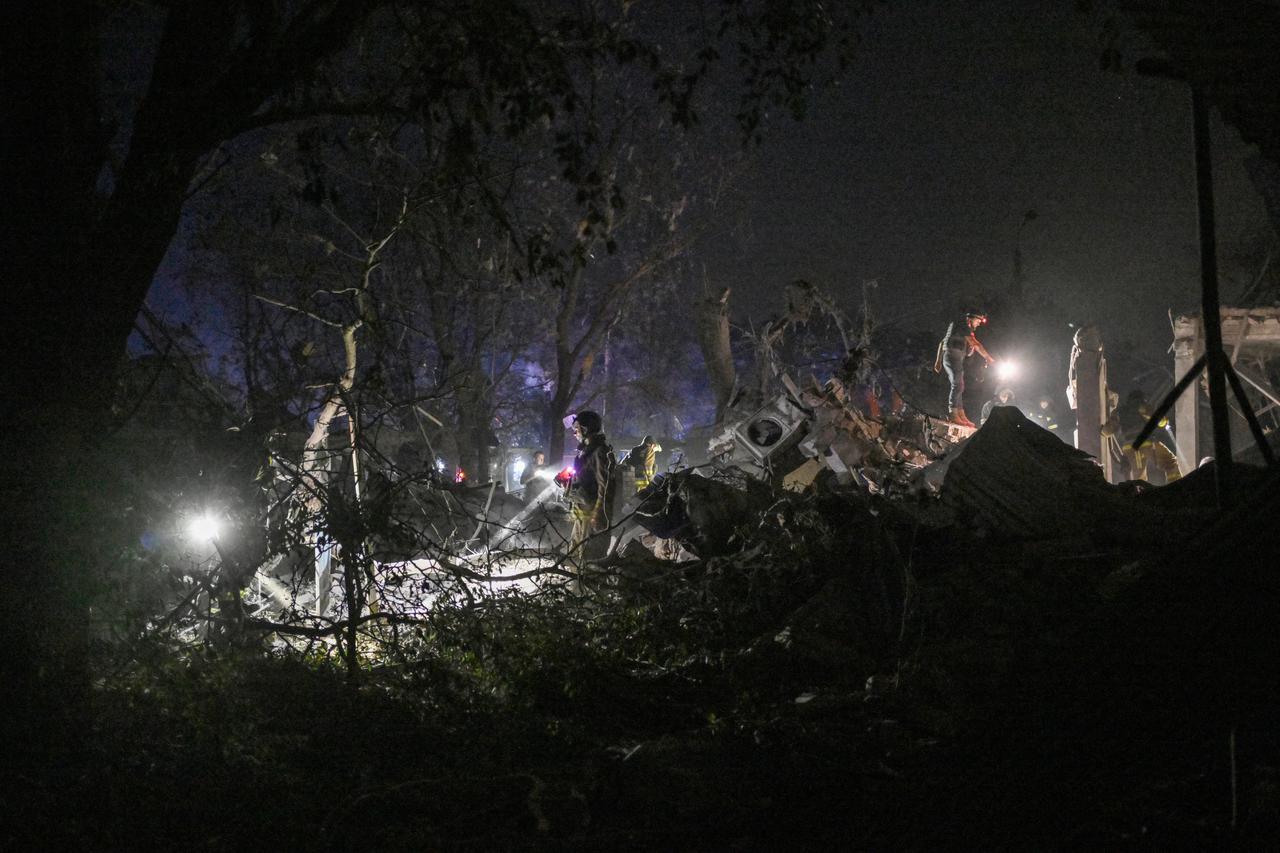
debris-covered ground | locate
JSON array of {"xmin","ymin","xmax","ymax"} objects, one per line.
[{"xmin": 10, "ymin": 401, "xmax": 1280, "ymax": 850}]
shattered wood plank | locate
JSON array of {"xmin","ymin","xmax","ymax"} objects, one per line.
[{"xmin": 783, "ymin": 458, "xmax": 823, "ymax": 492}]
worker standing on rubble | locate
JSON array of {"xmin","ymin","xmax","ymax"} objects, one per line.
[
  {"xmin": 564, "ymin": 411, "xmax": 617, "ymax": 563},
  {"xmin": 626, "ymin": 435, "xmax": 662, "ymax": 493},
  {"xmin": 1102, "ymin": 390, "xmax": 1182, "ymax": 483},
  {"xmin": 934, "ymin": 310, "xmax": 995, "ymax": 427}
]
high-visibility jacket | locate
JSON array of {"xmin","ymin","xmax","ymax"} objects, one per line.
[{"xmin": 629, "ymin": 441, "xmax": 658, "ymax": 492}]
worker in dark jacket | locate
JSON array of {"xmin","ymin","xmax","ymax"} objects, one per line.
[
  {"xmin": 1028, "ymin": 395, "xmax": 1061, "ymax": 434},
  {"xmin": 626, "ymin": 435, "xmax": 661, "ymax": 493},
  {"xmin": 980, "ymin": 386, "xmax": 1016, "ymax": 425},
  {"xmin": 934, "ymin": 310, "xmax": 995, "ymax": 427},
  {"xmin": 1102, "ymin": 389, "xmax": 1182, "ymax": 483},
  {"xmin": 518, "ymin": 450, "xmax": 553, "ymax": 503},
  {"xmin": 564, "ymin": 410, "xmax": 616, "ymax": 562}
]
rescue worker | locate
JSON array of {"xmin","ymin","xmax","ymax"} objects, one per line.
[
  {"xmin": 1102, "ymin": 389, "xmax": 1182, "ymax": 483},
  {"xmin": 627, "ymin": 434, "xmax": 661, "ymax": 493},
  {"xmin": 980, "ymin": 386, "xmax": 1016, "ymax": 425},
  {"xmin": 563, "ymin": 410, "xmax": 617, "ymax": 563},
  {"xmin": 518, "ymin": 450, "xmax": 551, "ymax": 502},
  {"xmin": 934, "ymin": 310, "xmax": 995, "ymax": 427},
  {"xmin": 1028, "ymin": 395, "xmax": 1061, "ymax": 434}
]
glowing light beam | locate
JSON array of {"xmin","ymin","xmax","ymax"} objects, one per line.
[
  {"xmin": 187, "ymin": 512, "xmax": 222, "ymax": 542},
  {"xmin": 995, "ymin": 360, "xmax": 1020, "ymax": 382}
]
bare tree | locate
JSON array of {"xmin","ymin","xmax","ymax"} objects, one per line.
[
  {"xmin": 5, "ymin": 0, "xmax": 864, "ymax": 703},
  {"xmin": 697, "ymin": 285, "xmax": 738, "ymax": 425}
]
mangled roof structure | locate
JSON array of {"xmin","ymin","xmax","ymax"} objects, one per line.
[{"xmin": 1172, "ymin": 307, "xmax": 1280, "ymax": 471}]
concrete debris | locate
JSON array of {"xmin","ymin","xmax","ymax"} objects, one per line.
[
  {"xmin": 637, "ymin": 391, "xmax": 1257, "ymax": 562},
  {"xmin": 709, "ymin": 373, "xmax": 958, "ymax": 496},
  {"xmin": 626, "ymin": 467, "xmax": 777, "ymax": 559},
  {"xmin": 623, "ymin": 373, "xmax": 973, "ymax": 559},
  {"xmin": 937, "ymin": 406, "xmax": 1271, "ymax": 543},
  {"xmin": 939, "ymin": 405, "xmax": 1121, "ymax": 539}
]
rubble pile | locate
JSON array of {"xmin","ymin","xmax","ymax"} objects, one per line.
[
  {"xmin": 575, "ymin": 378, "xmax": 1280, "ymax": 846},
  {"xmin": 939, "ymin": 404, "xmax": 1120, "ymax": 539},
  {"xmin": 632, "ymin": 378, "xmax": 1272, "ymax": 564},
  {"xmin": 626, "ymin": 372, "xmax": 988, "ymax": 562},
  {"xmin": 703, "ymin": 374, "xmax": 956, "ymax": 496}
]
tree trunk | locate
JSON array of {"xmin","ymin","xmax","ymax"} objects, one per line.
[
  {"xmin": 548, "ymin": 378, "xmax": 576, "ymax": 464},
  {"xmin": 6, "ymin": 4, "xmax": 188, "ymax": 739},
  {"xmin": 342, "ymin": 541, "xmax": 362, "ymax": 683},
  {"xmin": 696, "ymin": 286, "xmax": 737, "ymax": 423},
  {"xmin": 4, "ymin": 0, "xmax": 382, "ymax": 739}
]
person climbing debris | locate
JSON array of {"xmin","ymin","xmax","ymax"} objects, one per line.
[{"xmin": 934, "ymin": 310, "xmax": 995, "ymax": 427}]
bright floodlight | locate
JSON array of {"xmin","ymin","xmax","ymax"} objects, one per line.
[
  {"xmin": 187, "ymin": 512, "xmax": 221, "ymax": 542},
  {"xmin": 995, "ymin": 360, "xmax": 1020, "ymax": 381}
]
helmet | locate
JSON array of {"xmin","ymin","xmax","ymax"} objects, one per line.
[{"xmin": 571, "ymin": 410, "xmax": 603, "ymax": 434}]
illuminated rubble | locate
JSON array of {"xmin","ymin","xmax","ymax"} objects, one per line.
[{"xmin": 706, "ymin": 373, "xmax": 962, "ymax": 494}]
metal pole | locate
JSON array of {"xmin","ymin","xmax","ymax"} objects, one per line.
[
  {"xmin": 1223, "ymin": 362, "xmax": 1277, "ymax": 467},
  {"xmin": 1134, "ymin": 354, "xmax": 1205, "ymax": 448},
  {"xmin": 1192, "ymin": 86, "xmax": 1233, "ymax": 505}
]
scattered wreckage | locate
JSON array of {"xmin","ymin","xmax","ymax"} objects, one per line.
[
  {"xmin": 618, "ymin": 373, "xmax": 1258, "ymax": 565},
  {"xmin": 706, "ymin": 373, "xmax": 960, "ymax": 494},
  {"xmin": 612, "ymin": 371, "xmax": 969, "ymax": 561},
  {"xmin": 188, "ymin": 351, "xmax": 1268, "ymax": 640}
]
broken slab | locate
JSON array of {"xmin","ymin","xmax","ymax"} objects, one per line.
[{"xmin": 940, "ymin": 406, "xmax": 1119, "ymax": 539}]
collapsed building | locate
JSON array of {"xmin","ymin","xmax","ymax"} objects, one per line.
[
  {"xmin": 625, "ymin": 302, "xmax": 1280, "ymax": 562},
  {"xmin": 176, "ymin": 280, "xmax": 1280, "ymax": 642},
  {"xmin": 1069, "ymin": 308, "xmax": 1280, "ymax": 485},
  {"xmin": 1171, "ymin": 307, "xmax": 1280, "ymax": 470}
]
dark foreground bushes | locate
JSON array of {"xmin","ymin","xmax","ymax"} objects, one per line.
[{"xmin": 8, "ymin": 482, "xmax": 1280, "ymax": 849}]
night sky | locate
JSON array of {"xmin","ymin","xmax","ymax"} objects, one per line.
[
  {"xmin": 703, "ymin": 0, "xmax": 1272, "ymax": 376},
  {"xmin": 140, "ymin": 0, "xmax": 1276, "ymax": 399}
]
